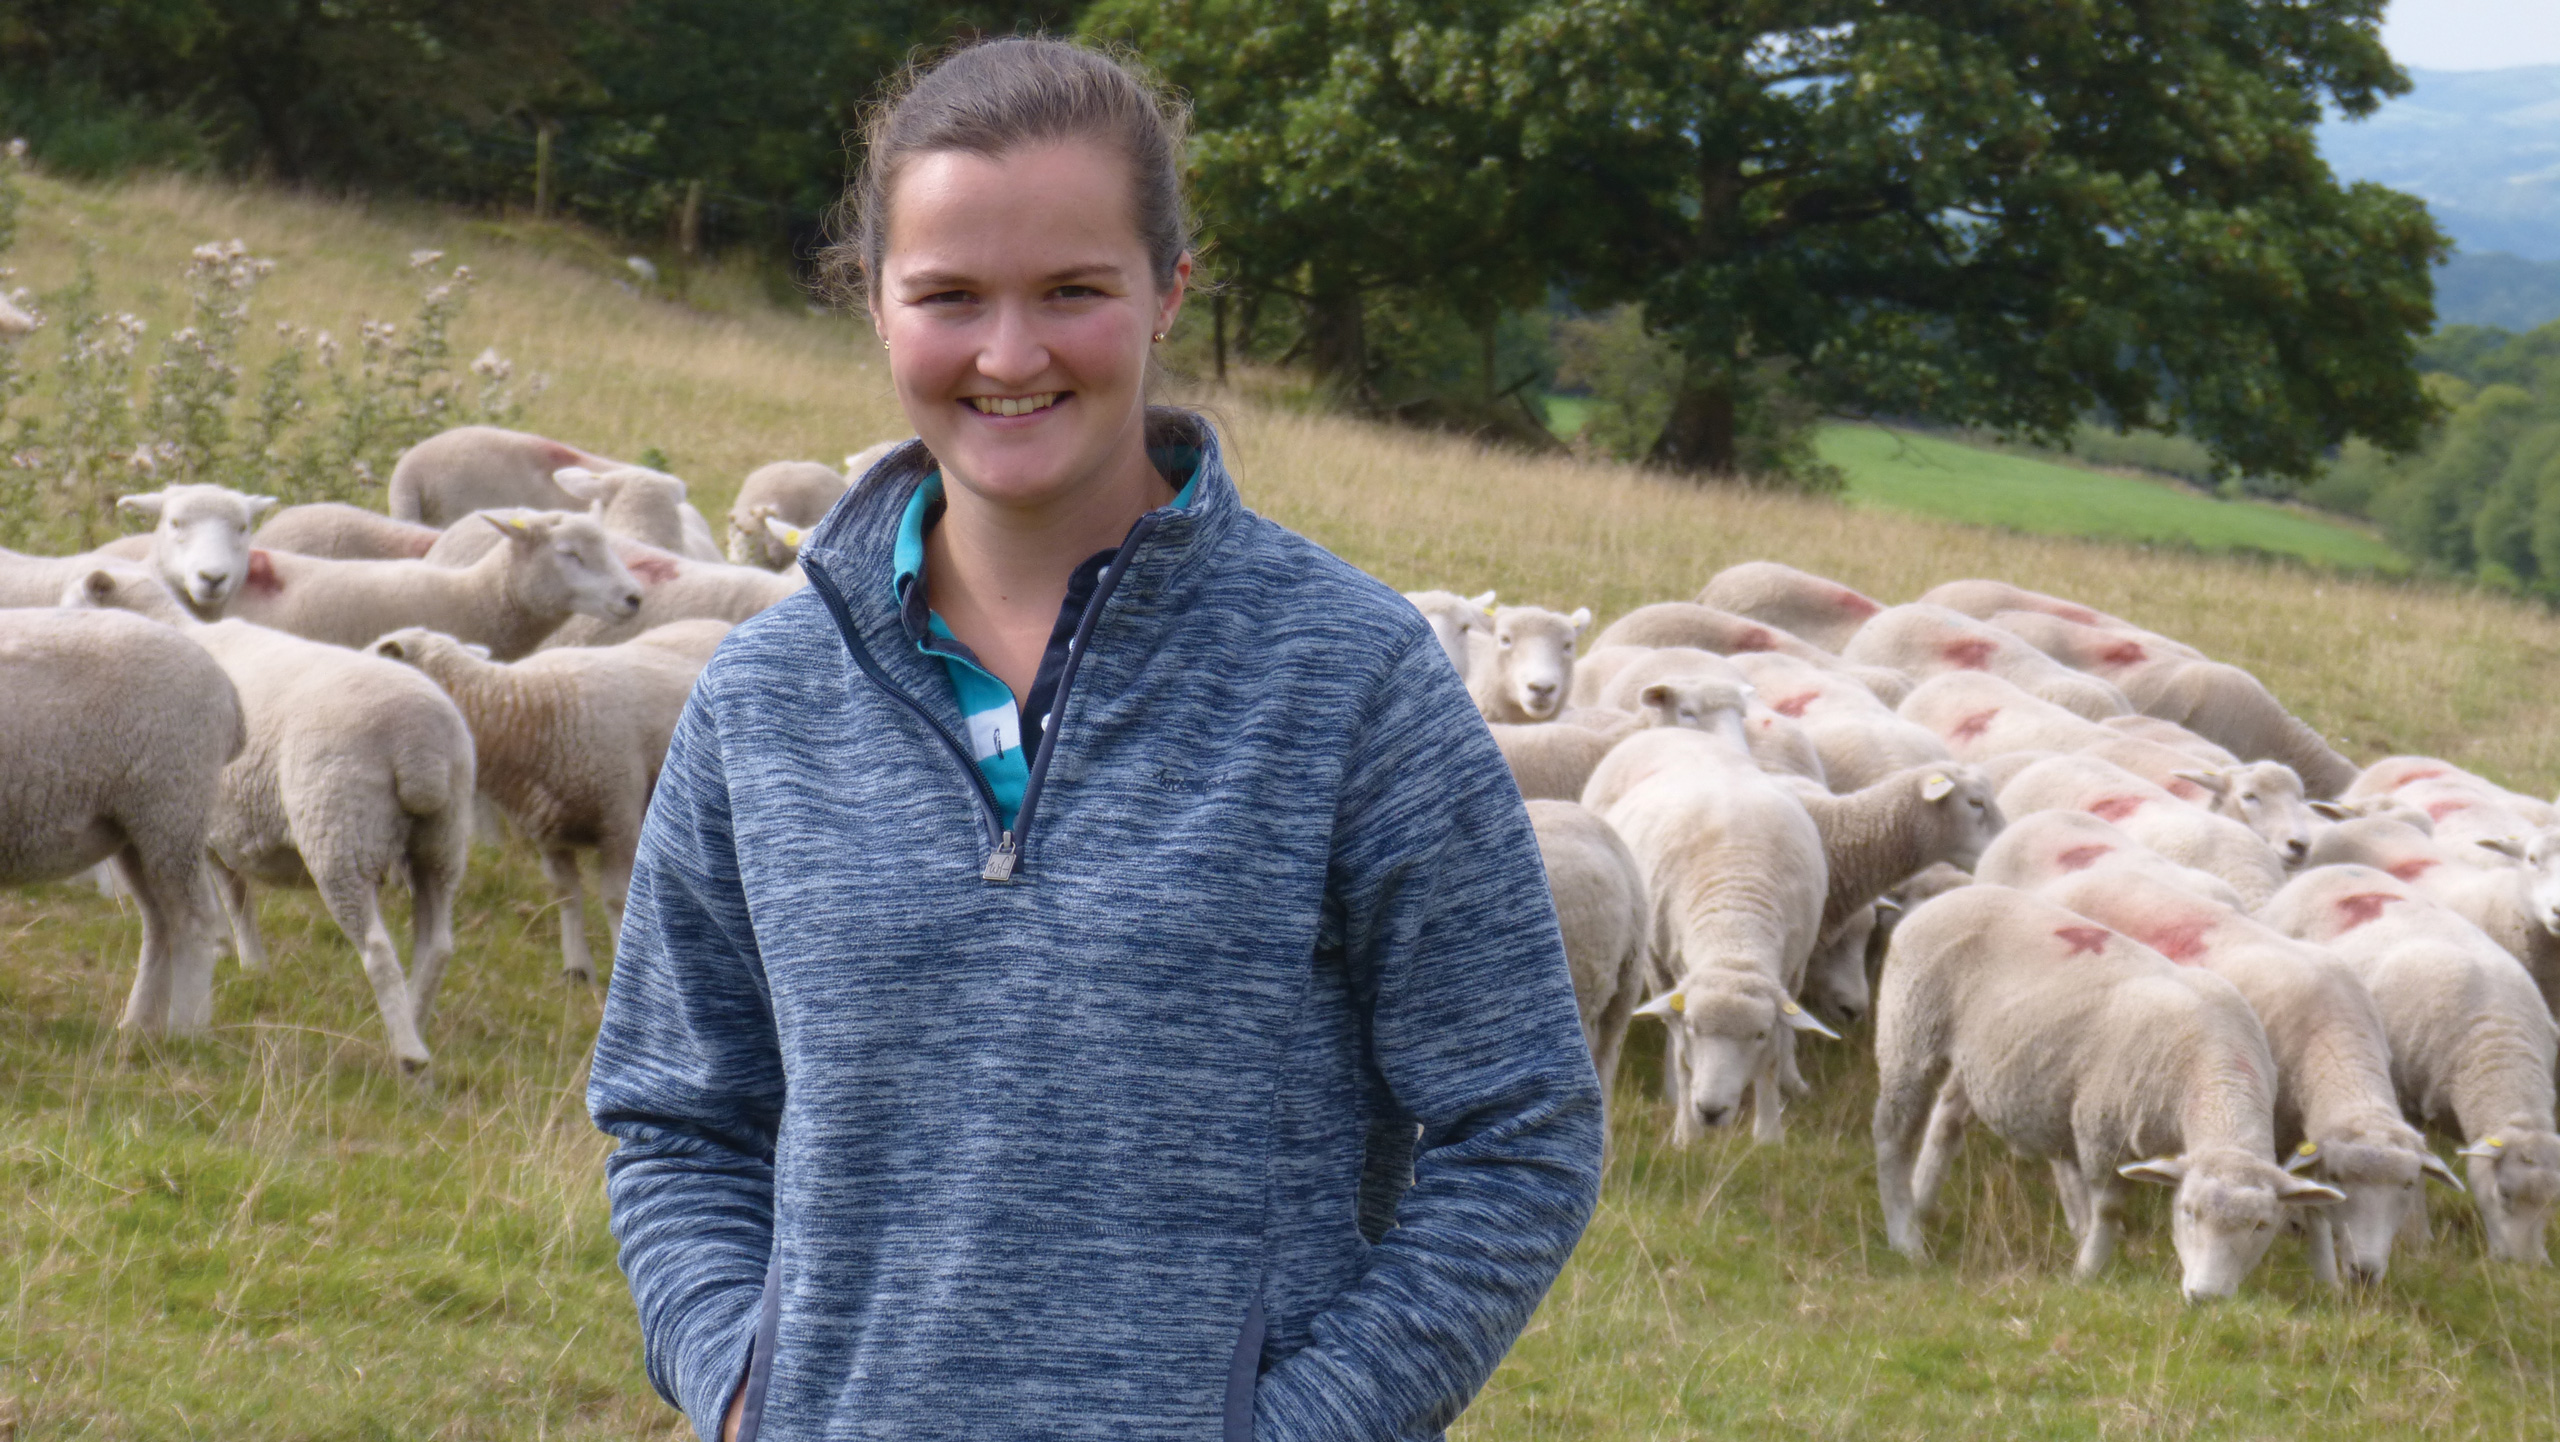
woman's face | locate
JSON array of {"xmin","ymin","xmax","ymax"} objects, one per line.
[{"xmin": 872, "ymin": 140, "xmax": 1187, "ymax": 511}]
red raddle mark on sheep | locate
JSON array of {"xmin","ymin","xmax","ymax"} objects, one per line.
[
  {"xmin": 2140, "ymin": 918, "xmax": 2213, "ymax": 963},
  {"xmin": 537, "ymin": 440, "xmax": 588, "ymax": 471},
  {"xmin": 2056, "ymin": 604, "xmax": 2099, "ymax": 624},
  {"xmin": 1772, "ymin": 692, "xmax": 1817, "ymax": 719},
  {"xmin": 2055, "ymin": 926, "xmax": 2112, "ymax": 957},
  {"xmin": 2088, "ymin": 795, "xmax": 2146, "ymax": 823},
  {"xmin": 2393, "ymin": 767, "xmax": 2448, "ymax": 788},
  {"xmin": 2388, "ymin": 859, "xmax": 2439, "ymax": 883},
  {"xmin": 626, "ymin": 554, "xmax": 681, "ymax": 587},
  {"xmin": 1942, "ymin": 637, "xmax": 1997, "ymax": 669},
  {"xmin": 2335, "ymin": 893, "xmax": 2399, "ymax": 931},
  {"xmin": 1732, "ymin": 625, "xmax": 1777, "ymax": 652},
  {"xmin": 2162, "ymin": 776, "xmax": 2209, "ymax": 802},
  {"xmin": 1836, "ymin": 589, "xmax": 1880, "ymax": 617},
  {"xmin": 244, "ymin": 550, "xmax": 282, "ymax": 596},
  {"xmin": 2099, "ymin": 641, "xmax": 2147, "ymax": 668},
  {"xmin": 2057, "ymin": 844, "xmax": 2115, "ymax": 872},
  {"xmin": 1950, "ymin": 708, "xmax": 1998, "ymax": 743},
  {"xmin": 2426, "ymin": 799, "xmax": 2471, "ymax": 821}
]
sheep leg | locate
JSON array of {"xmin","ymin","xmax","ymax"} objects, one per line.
[
  {"xmin": 541, "ymin": 848, "xmax": 595, "ymax": 983},
  {"xmin": 1663, "ymin": 1027, "xmax": 1698, "ymax": 1148},
  {"xmin": 1750, "ymin": 1039, "xmax": 1790, "ymax": 1143},
  {"xmin": 2304, "ymin": 1212, "xmax": 2341, "ymax": 1289},
  {"xmin": 403, "ymin": 837, "xmax": 465, "ymax": 1033},
  {"xmin": 1909, "ymin": 1076, "xmax": 1973, "ymax": 1223},
  {"xmin": 111, "ymin": 844, "xmax": 178, "ymax": 1034},
  {"xmin": 2073, "ymin": 1172, "xmax": 2128, "ymax": 1279},
  {"xmin": 597, "ymin": 839, "xmax": 635, "ymax": 965},
  {"xmin": 2051, "ymin": 1159, "xmax": 2092, "ymax": 1241},
  {"xmin": 314, "ymin": 868, "xmax": 429, "ymax": 1072},
  {"xmin": 1873, "ymin": 1055, "xmax": 1948, "ymax": 1259},
  {"xmin": 211, "ymin": 858, "xmax": 267, "ymax": 972}
]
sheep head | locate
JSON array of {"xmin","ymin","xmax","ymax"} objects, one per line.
[
  {"xmin": 2461, "ymin": 1130, "xmax": 2560, "ymax": 1264},
  {"xmin": 117, "ymin": 483, "xmax": 274, "ymax": 618},
  {"xmin": 1485, "ymin": 604, "xmax": 1588, "ymax": 721},
  {"xmin": 2119, "ymin": 1147, "xmax": 2342, "ymax": 1301},
  {"xmin": 1634, "ymin": 971, "xmax": 1835, "ymax": 1144},
  {"xmin": 2288, "ymin": 1130, "xmax": 2461, "ymax": 1286}
]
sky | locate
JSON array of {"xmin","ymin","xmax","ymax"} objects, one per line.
[{"xmin": 2383, "ymin": 0, "xmax": 2560, "ymax": 70}]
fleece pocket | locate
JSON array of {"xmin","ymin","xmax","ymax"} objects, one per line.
[{"xmin": 1222, "ymin": 1292, "xmax": 1265, "ymax": 1442}]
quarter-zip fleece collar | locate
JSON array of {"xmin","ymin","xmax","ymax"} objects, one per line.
[{"xmin": 797, "ymin": 414, "xmax": 1238, "ymax": 881}]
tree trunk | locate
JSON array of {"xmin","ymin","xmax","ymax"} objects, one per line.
[
  {"xmin": 678, "ymin": 179, "xmax": 705, "ymax": 258},
  {"xmin": 1651, "ymin": 359, "xmax": 1739, "ymax": 475},
  {"xmin": 1305, "ymin": 277, "xmax": 1367, "ymax": 398},
  {"xmin": 533, "ymin": 122, "xmax": 556, "ymax": 219}
]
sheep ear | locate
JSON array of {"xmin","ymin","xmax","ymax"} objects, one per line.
[
  {"xmin": 2276, "ymin": 1175, "xmax": 2346, "ymax": 1207},
  {"xmin": 371, "ymin": 637, "xmax": 406, "ymax": 660},
  {"xmin": 763, "ymin": 514, "xmax": 805, "ymax": 547},
  {"xmin": 2284, "ymin": 1141, "xmax": 2321, "ymax": 1174},
  {"xmin": 1921, "ymin": 773, "xmax": 1956, "ymax": 802},
  {"xmin": 2174, "ymin": 770, "xmax": 2230, "ymax": 797},
  {"xmin": 2475, "ymin": 836, "xmax": 2529, "ymax": 861},
  {"xmin": 551, "ymin": 465, "xmax": 606, "ymax": 501},
  {"xmin": 1469, "ymin": 589, "xmax": 1497, "ymax": 610},
  {"xmin": 2457, "ymin": 1138, "xmax": 2507, "ymax": 1160},
  {"xmin": 1778, "ymin": 999, "xmax": 1839, "ymax": 1040},
  {"xmin": 462, "ymin": 642, "xmax": 493, "ymax": 661},
  {"xmin": 116, "ymin": 491, "xmax": 168, "ymax": 521},
  {"xmin": 74, "ymin": 568, "xmax": 120, "ymax": 605},
  {"xmin": 481, "ymin": 510, "xmax": 543, "ymax": 541},
  {"xmin": 2118, "ymin": 1157, "xmax": 2186, "ymax": 1187},
  {"xmin": 1638, "ymin": 682, "xmax": 1675, "ymax": 710},
  {"xmin": 1633, "ymin": 991, "xmax": 1686, "ymax": 1019},
  {"xmin": 2421, "ymin": 1152, "xmax": 2467, "ymax": 1191},
  {"xmin": 2310, "ymin": 800, "xmax": 2355, "ymax": 821},
  {"xmin": 1568, "ymin": 606, "xmax": 1593, "ymax": 636}
]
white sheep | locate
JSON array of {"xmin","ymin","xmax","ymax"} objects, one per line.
[
  {"xmin": 92, "ymin": 485, "xmax": 274, "ymax": 618},
  {"xmin": 1489, "ymin": 722, "xmax": 1619, "ymax": 802},
  {"xmin": 1592, "ymin": 648, "xmax": 1824, "ymax": 783},
  {"xmin": 2037, "ymin": 866, "xmax": 2460, "ymax": 1284},
  {"xmin": 1995, "ymin": 609, "xmax": 2357, "ymax": 798},
  {"xmin": 554, "ymin": 464, "xmax": 725, "ymax": 562},
  {"xmin": 1925, "ymin": 579, "xmax": 2203, "ymax": 659},
  {"xmin": 1696, "ymin": 560, "xmax": 1884, "ymax": 653},
  {"xmin": 369, "ymin": 622, "xmax": 726, "ymax": 981},
  {"xmin": 1787, "ymin": 765, "xmax": 2005, "ymax": 1026},
  {"xmin": 1897, "ymin": 670, "xmax": 2118, "ymax": 760},
  {"xmin": 249, "ymin": 503, "xmax": 442, "ymax": 560},
  {"xmin": 1404, "ymin": 588, "xmax": 1498, "ymax": 682},
  {"xmin": 1997, "ymin": 752, "xmax": 2289, "ymax": 905},
  {"xmin": 385, "ymin": 425, "xmax": 622, "ymax": 526},
  {"xmin": 65, "ymin": 566, "xmax": 475, "ymax": 1070},
  {"xmin": 1843, "ymin": 603, "xmax": 2135, "ymax": 720},
  {"xmin": 0, "ymin": 605, "xmax": 242, "ymax": 1035},
  {"xmin": 1527, "ymin": 799, "xmax": 1650, "ymax": 1100},
  {"xmin": 1469, "ymin": 603, "xmax": 1591, "ymax": 723},
  {"xmin": 1975, "ymin": 808, "xmax": 2250, "ymax": 909},
  {"xmin": 1731, "ymin": 651, "xmax": 1952, "ymax": 792},
  {"xmin": 2080, "ymin": 742, "xmax": 2318, "ymax": 865},
  {"xmin": 2261, "ymin": 865, "xmax": 2560, "ymax": 1264},
  {"xmin": 2098, "ymin": 714, "xmax": 2243, "ymax": 767},
  {"xmin": 2305, "ymin": 817, "xmax": 2560, "ymax": 1020},
  {"xmin": 536, "ymin": 538, "xmax": 802, "ymax": 648},
  {"xmin": 1592, "ymin": 601, "xmax": 1911, "ymax": 703},
  {"xmin": 228, "ymin": 511, "xmax": 642, "ymax": 659},
  {"xmin": 1873, "ymin": 884, "xmax": 2342, "ymax": 1298},
  {"xmin": 728, "ymin": 460, "xmax": 852, "ymax": 569},
  {"xmin": 1605, "ymin": 727, "xmax": 1836, "ymax": 1143}
]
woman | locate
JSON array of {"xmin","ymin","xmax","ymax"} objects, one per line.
[{"xmin": 588, "ymin": 37, "xmax": 1602, "ymax": 1442}]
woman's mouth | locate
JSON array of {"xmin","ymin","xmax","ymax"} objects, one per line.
[{"xmin": 963, "ymin": 392, "xmax": 1063, "ymax": 417}]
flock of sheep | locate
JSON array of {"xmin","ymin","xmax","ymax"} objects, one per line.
[
  {"xmin": 0, "ymin": 424, "xmax": 890, "ymax": 1067},
  {"xmin": 1411, "ymin": 567, "xmax": 2559, "ymax": 1300},
  {"xmin": 4, "ymin": 422, "xmax": 2556, "ymax": 1306}
]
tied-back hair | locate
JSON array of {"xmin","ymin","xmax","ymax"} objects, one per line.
[{"xmin": 820, "ymin": 37, "xmax": 1194, "ymax": 307}]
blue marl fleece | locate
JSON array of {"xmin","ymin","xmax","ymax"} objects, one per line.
[{"xmin": 587, "ymin": 414, "xmax": 1604, "ymax": 1442}]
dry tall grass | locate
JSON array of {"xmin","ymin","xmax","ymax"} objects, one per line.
[{"xmin": 4, "ymin": 172, "xmax": 2558, "ymax": 1439}]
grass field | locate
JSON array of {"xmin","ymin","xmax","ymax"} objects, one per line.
[{"xmin": 7, "ymin": 172, "xmax": 2560, "ymax": 1440}]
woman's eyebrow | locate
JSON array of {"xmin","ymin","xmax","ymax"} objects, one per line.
[{"xmin": 896, "ymin": 261, "xmax": 1126, "ymax": 290}]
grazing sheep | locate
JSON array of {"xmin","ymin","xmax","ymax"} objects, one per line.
[
  {"xmin": 728, "ymin": 460, "xmax": 851, "ymax": 569},
  {"xmin": 1997, "ymin": 753, "xmax": 2289, "ymax": 905},
  {"xmin": 251, "ymin": 503, "xmax": 441, "ymax": 561},
  {"xmin": 1843, "ymin": 604, "xmax": 2134, "ymax": 720},
  {"xmin": 1997, "ymin": 607, "xmax": 2358, "ymax": 798},
  {"xmin": 1975, "ymin": 809, "xmax": 2250, "ymax": 908},
  {"xmin": 228, "ymin": 511, "xmax": 642, "ymax": 659},
  {"xmin": 1405, "ymin": 588, "xmax": 1498, "ymax": 681},
  {"xmin": 1490, "ymin": 722, "xmax": 1619, "ymax": 802},
  {"xmin": 2261, "ymin": 865, "xmax": 2560, "ymax": 1264},
  {"xmin": 1933, "ymin": 583, "xmax": 2205, "ymax": 661},
  {"xmin": 1566, "ymin": 643, "xmax": 1651, "ymax": 708},
  {"xmin": 537, "ymin": 539, "xmax": 802, "ymax": 648},
  {"xmin": 1557, "ymin": 704, "xmax": 1641, "ymax": 741},
  {"xmin": 1615, "ymin": 753, "xmax": 1836, "ymax": 1145},
  {"xmin": 1735, "ymin": 652, "xmax": 1952, "ymax": 792},
  {"xmin": 1787, "ymin": 765, "xmax": 2005, "ymax": 1026},
  {"xmin": 1527, "ymin": 799, "xmax": 1650, "ymax": 1099},
  {"xmin": 1697, "ymin": 560, "xmax": 1883, "ymax": 653},
  {"xmin": 1470, "ymin": 603, "xmax": 1592, "ymax": 723},
  {"xmin": 1873, "ymin": 885, "xmax": 2341, "ymax": 1298},
  {"xmin": 369, "ymin": 622, "xmax": 724, "ymax": 982},
  {"xmin": 1898, "ymin": 670, "xmax": 2118, "ymax": 760},
  {"xmin": 2344, "ymin": 757, "xmax": 2559, "ymax": 826},
  {"xmin": 0, "ymin": 606, "xmax": 242, "ymax": 1035},
  {"xmin": 1592, "ymin": 602, "xmax": 1911, "ymax": 703},
  {"xmin": 554, "ymin": 464, "xmax": 725, "ymax": 563},
  {"xmin": 2080, "ymin": 745, "xmax": 2318, "ymax": 865},
  {"xmin": 2306, "ymin": 817, "xmax": 2560, "ymax": 1019},
  {"xmin": 386, "ymin": 425, "xmax": 621, "ymax": 526},
  {"xmin": 65, "ymin": 567, "xmax": 475, "ymax": 1069},
  {"xmin": 1592, "ymin": 648, "xmax": 1823, "ymax": 783},
  {"xmin": 2097, "ymin": 713, "xmax": 2243, "ymax": 767},
  {"xmin": 2039, "ymin": 867, "xmax": 2459, "ymax": 1284}
]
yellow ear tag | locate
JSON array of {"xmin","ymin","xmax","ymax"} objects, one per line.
[
  {"xmin": 1668, "ymin": 992, "xmax": 1687, "ymax": 1015},
  {"xmin": 2490, "ymin": 1138, "xmax": 2506, "ymax": 1149},
  {"xmin": 2296, "ymin": 1142, "xmax": 2318, "ymax": 1158},
  {"xmin": 1781, "ymin": 1001, "xmax": 1801, "ymax": 1016}
]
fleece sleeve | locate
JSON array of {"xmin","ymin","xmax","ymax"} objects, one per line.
[
  {"xmin": 586, "ymin": 676, "xmax": 786, "ymax": 1441},
  {"xmin": 1252, "ymin": 631, "xmax": 1606, "ymax": 1441}
]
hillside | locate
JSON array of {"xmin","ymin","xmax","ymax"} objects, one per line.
[
  {"xmin": 6, "ymin": 174, "xmax": 2560, "ymax": 1439},
  {"xmin": 2318, "ymin": 65, "xmax": 2560, "ymax": 265}
]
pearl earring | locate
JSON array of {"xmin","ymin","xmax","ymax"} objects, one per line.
[{"xmin": 1151, "ymin": 332, "xmax": 1165, "ymax": 343}]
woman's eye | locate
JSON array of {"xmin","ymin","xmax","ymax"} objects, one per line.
[
  {"xmin": 918, "ymin": 290, "xmax": 972, "ymax": 306},
  {"xmin": 1052, "ymin": 284, "xmax": 1102, "ymax": 299}
]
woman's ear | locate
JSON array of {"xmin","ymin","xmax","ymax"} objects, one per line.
[{"xmin": 1154, "ymin": 251, "xmax": 1192, "ymax": 341}]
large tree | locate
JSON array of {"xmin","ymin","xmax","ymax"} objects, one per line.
[{"xmin": 1105, "ymin": 0, "xmax": 2444, "ymax": 479}]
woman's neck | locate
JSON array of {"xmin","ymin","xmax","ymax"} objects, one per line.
[{"xmin": 923, "ymin": 433, "xmax": 1174, "ymax": 702}]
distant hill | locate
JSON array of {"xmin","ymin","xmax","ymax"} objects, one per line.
[
  {"xmin": 2434, "ymin": 250, "xmax": 2560, "ymax": 331},
  {"xmin": 2317, "ymin": 65, "xmax": 2560, "ymax": 263}
]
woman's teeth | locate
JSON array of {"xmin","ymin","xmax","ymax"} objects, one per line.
[{"xmin": 965, "ymin": 393, "xmax": 1060, "ymax": 417}]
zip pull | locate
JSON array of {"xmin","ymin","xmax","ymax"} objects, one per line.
[{"xmin": 982, "ymin": 830, "xmax": 1018, "ymax": 883}]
